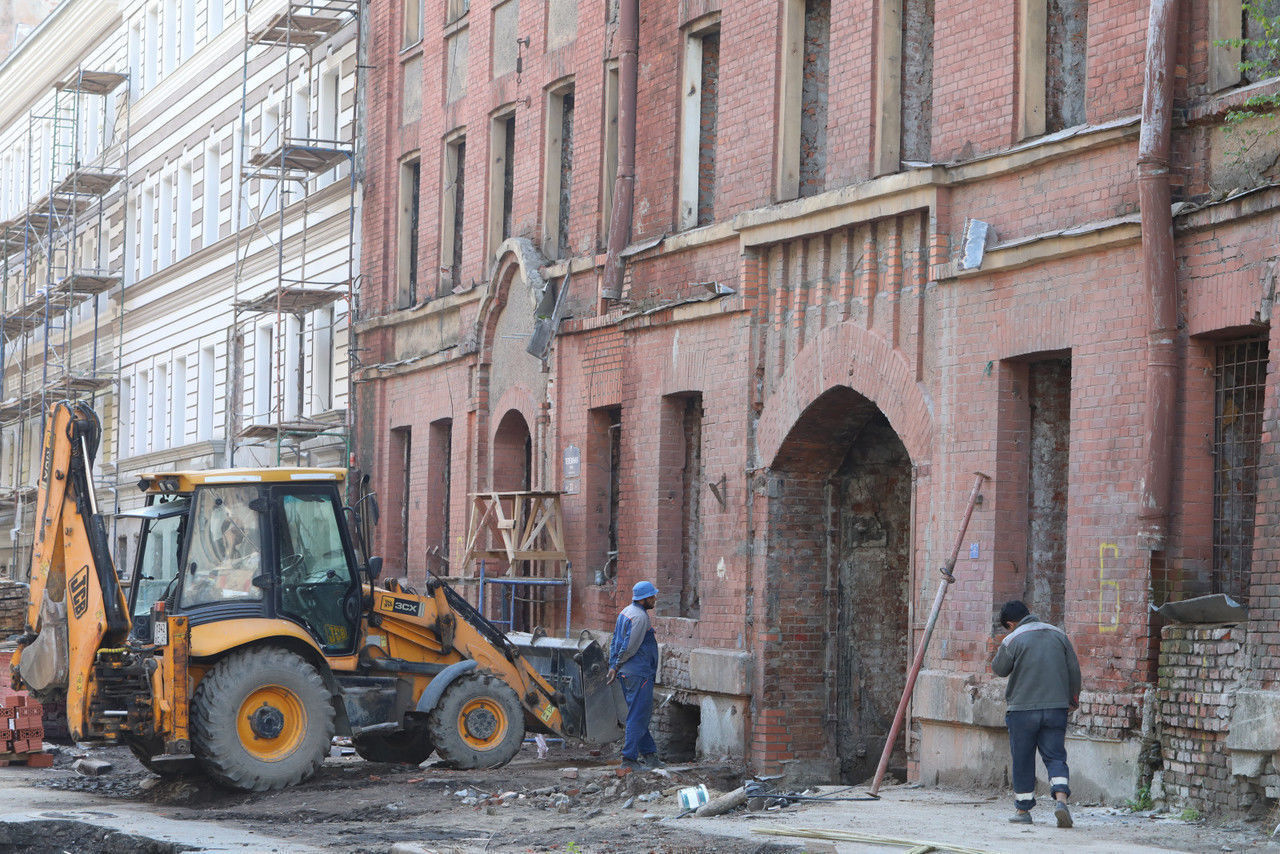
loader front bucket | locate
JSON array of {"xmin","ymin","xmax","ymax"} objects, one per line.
[{"xmin": 507, "ymin": 632, "xmax": 627, "ymax": 745}]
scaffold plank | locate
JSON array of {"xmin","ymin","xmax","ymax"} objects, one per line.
[
  {"xmin": 248, "ymin": 143, "xmax": 352, "ymax": 173},
  {"xmin": 54, "ymin": 70, "xmax": 127, "ymax": 95},
  {"xmin": 234, "ymin": 286, "xmax": 346, "ymax": 315},
  {"xmin": 53, "ymin": 169, "xmax": 125, "ymax": 197}
]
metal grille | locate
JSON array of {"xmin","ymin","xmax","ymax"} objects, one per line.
[{"xmin": 1212, "ymin": 338, "xmax": 1268, "ymax": 603}]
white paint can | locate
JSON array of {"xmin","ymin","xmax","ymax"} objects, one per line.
[{"xmin": 677, "ymin": 784, "xmax": 709, "ymax": 810}]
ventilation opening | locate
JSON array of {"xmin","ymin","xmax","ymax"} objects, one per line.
[{"xmin": 659, "ymin": 698, "xmax": 701, "ymax": 763}]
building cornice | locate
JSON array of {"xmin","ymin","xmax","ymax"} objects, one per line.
[{"xmin": 0, "ymin": 0, "xmax": 121, "ymax": 133}]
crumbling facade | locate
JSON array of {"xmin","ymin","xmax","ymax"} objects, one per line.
[{"xmin": 359, "ymin": 0, "xmax": 1280, "ymax": 810}]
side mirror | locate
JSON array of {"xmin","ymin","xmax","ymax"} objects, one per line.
[
  {"xmin": 366, "ymin": 556, "xmax": 383, "ymax": 582},
  {"xmin": 366, "ymin": 494, "xmax": 380, "ymax": 526}
]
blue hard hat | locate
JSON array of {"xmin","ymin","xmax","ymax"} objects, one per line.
[{"xmin": 632, "ymin": 581, "xmax": 658, "ymax": 601}]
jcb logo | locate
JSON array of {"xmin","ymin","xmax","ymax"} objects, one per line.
[{"xmin": 70, "ymin": 566, "xmax": 89, "ymax": 619}]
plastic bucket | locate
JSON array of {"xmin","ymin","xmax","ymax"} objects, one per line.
[{"xmin": 677, "ymin": 784, "xmax": 710, "ymax": 810}]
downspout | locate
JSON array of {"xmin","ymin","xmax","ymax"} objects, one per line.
[
  {"xmin": 601, "ymin": 0, "xmax": 638, "ymax": 301},
  {"xmin": 1137, "ymin": 0, "xmax": 1179, "ymax": 548}
]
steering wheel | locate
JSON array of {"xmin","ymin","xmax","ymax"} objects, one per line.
[{"xmin": 281, "ymin": 553, "xmax": 306, "ymax": 576}]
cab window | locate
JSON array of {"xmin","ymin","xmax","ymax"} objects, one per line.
[
  {"xmin": 179, "ymin": 485, "xmax": 264, "ymax": 608},
  {"xmin": 277, "ymin": 491, "xmax": 356, "ymax": 652},
  {"xmin": 131, "ymin": 506, "xmax": 185, "ymax": 617}
]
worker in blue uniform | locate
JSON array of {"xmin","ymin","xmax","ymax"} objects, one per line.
[{"xmin": 607, "ymin": 580, "xmax": 662, "ymax": 770}]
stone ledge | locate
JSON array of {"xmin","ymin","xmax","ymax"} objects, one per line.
[
  {"xmin": 1225, "ymin": 690, "xmax": 1280, "ymax": 754},
  {"xmin": 912, "ymin": 669, "xmax": 1007, "ymax": 729},
  {"xmin": 687, "ymin": 647, "xmax": 752, "ymax": 696}
]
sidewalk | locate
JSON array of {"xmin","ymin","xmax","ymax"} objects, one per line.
[{"xmin": 680, "ymin": 784, "xmax": 1280, "ymax": 854}]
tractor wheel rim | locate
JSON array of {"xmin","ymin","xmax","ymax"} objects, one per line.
[
  {"xmin": 459, "ymin": 697, "xmax": 505, "ymax": 749},
  {"xmin": 237, "ymin": 685, "xmax": 307, "ymax": 762}
]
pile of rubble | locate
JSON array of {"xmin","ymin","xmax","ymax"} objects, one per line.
[{"xmin": 445, "ymin": 765, "xmax": 756, "ymax": 821}]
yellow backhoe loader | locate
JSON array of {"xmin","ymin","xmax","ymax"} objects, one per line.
[{"xmin": 10, "ymin": 402, "xmax": 623, "ymax": 791}]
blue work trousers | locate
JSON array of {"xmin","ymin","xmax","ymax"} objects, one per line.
[
  {"xmin": 618, "ymin": 672, "xmax": 657, "ymax": 761},
  {"xmin": 1007, "ymin": 707, "xmax": 1071, "ymax": 810}
]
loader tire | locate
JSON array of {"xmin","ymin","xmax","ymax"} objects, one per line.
[
  {"xmin": 428, "ymin": 673, "xmax": 524, "ymax": 769},
  {"xmin": 352, "ymin": 725, "xmax": 435, "ymax": 765},
  {"xmin": 190, "ymin": 646, "xmax": 334, "ymax": 792}
]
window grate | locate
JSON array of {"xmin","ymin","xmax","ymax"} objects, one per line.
[{"xmin": 1212, "ymin": 338, "xmax": 1268, "ymax": 604}]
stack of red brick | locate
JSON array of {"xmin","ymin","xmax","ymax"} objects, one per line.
[
  {"xmin": 0, "ymin": 648, "xmax": 52, "ymax": 767},
  {"xmin": 0, "ymin": 694, "xmax": 49, "ymax": 765}
]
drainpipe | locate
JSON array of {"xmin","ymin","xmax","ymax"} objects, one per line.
[
  {"xmin": 1137, "ymin": 0, "xmax": 1179, "ymax": 548},
  {"xmin": 601, "ymin": 0, "xmax": 638, "ymax": 301}
]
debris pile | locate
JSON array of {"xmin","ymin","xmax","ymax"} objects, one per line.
[{"xmin": 439, "ymin": 764, "xmax": 770, "ymax": 822}]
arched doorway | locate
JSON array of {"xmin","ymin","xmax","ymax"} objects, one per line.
[
  {"xmin": 492, "ymin": 409, "xmax": 532, "ymax": 492},
  {"xmin": 768, "ymin": 386, "xmax": 912, "ymax": 784}
]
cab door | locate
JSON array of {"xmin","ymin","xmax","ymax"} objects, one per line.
[{"xmin": 272, "ymin": 485, "xmax": 360, "ymax": 655}]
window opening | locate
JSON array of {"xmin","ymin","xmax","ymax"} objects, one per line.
[{"xmin": 1212, "ymin": 338, "xmax": 1268, "ymax": 603}]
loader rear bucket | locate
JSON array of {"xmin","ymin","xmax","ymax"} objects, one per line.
[{"xmin": 507, "ymin": 632, "xmax": 627, "ymax": 745}]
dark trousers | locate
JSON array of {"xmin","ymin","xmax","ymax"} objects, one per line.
[
  {"xmin": 1006, "ymin": 707, "xmax": 1070, "ymax": 810},
  {"xmin": 618, "ymin": 672, "xmax": 657, "ymax": 761}
]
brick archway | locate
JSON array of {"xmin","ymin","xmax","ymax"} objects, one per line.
[
  {"xmin": 751, "ymin": 323, "xmax": 933, "ymax": 782},
  {"xmin": 756, "ymin": 322, "xmax": 934, "ymax": 471},
  {"xmin": 489, "ymin": 385, "xmax": 539, "ymax": 491}
]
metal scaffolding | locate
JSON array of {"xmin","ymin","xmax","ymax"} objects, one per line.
[
  {"xmin": 230, "ymin": 0, "xmax": 361, "ymax": 468},
  {"xmin": 0, "ymin": 65, "xmax": 128, "ymax": 578}
]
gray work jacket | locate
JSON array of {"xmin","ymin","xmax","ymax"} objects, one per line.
[{"xmin": 991, "ymin": 615, "xmax": 1082, "ymax": 712}]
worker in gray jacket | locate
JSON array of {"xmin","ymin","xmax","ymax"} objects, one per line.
[{"xmin": 992, "ymin": 599, "xmax": 1082, "ymax": 828}]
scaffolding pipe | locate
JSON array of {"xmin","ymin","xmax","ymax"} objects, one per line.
[
  {"xmin": 868, "ymin": 471, "xmax": 988, "ymax": 797},
  {"xmin": 1137, "ymin": 0, "xmax": 1179, "ymax": 549},
  {"xmin": 601, "ymin": 0, "xmax": 637, "ymax": 301}
]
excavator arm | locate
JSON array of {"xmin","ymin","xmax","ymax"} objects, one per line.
[{"xmin": 12, "ymin": 402, "xmax": 130, "ymax": 738}]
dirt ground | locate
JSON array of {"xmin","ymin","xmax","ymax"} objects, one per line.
[{"xmin": 1, "ymin": 741, "xmax": 1280, "ymax": 853}]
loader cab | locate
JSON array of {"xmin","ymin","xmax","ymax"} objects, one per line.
[{"xmin": 128, "ymin": 470, "xmax": 363, "ymax": 655}]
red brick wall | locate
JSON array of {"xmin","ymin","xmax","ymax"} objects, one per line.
[{"xmin": 358, "ymin": 1, "xmax": 1280, "ymax": 791}]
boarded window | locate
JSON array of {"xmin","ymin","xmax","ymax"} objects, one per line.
[
  {"xmin": 403, "ymin": 0, "xmax": 422, "ymax": 46},
  {"xmin": 900, "ymin": 0, "xmax": 933, "ymax": 163},
  {"xmin": 446, "ymin": 28, "xmax": 469, "ymax": 103},
  {"xmin": 1212, "ymin": 338, "xmax": 1267, "ymax": 603},
  {"xmin": 679, "ymin": 24, "xmax": 719, "ymax": 230},
  {"xmin": 542, "ymin": 85, "xmax": 575, "ymax": 258},
  {"xmin": 492, "ymin": 0, "xmax": 519, "ymax": 78},
  {"xmin": 442, "ymin": 134, "xmax": 467, "ymax": 295},
  {"xmin": 1045, "ymin": 0, "xmax": 1087, "ymax": 131},
  {"xmin": 500, "ymin": 115, "xmax": 516, "ymax": 242},
  {"xmin": 585, "ymin": 406, "xmax": 622, "ymax": 584},
  {"xmin": 427, "ymin": 419, "xmax": 452, "ymax": 579},
  {"xmin": 798, "ymin": 0, "xmax": 828, "ymax": 197},
  {"xmin": 1024, "ymin": 357, "xmax": 1070, "ymax": 627},
  {"xmin": 398, "ymin": 157, "xmax": 421, "ymax": 306},
  {"xmin": 1242, "ymin": 0, "xmax": 1280, "ymax": 83},
  {"xmin": 679, "ymin": 394, "xmax": 703, "ymax": 618},
  {"xmin": 547, "ymin": 0, "xmax": 577, "ymax": 49}
]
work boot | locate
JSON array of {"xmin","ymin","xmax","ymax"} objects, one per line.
[
  {"xmin": 640, "ymin": 754, "xmax": 665, "ymax": 769},
  {"xmin": 1054, "ymin": 801, "xmax": 1073, "ymax": 828},
  {"xmin": 1009, "ymin": 810, "xmax": 1032, "ymax": 824},
  {"xmin": 620, "ymin": 757, "xmax": 643, "ymax": 772}
]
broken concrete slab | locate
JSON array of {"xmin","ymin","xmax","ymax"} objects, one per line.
[{"xmin": 71, "ymin": 758, "xmax": 112, "ymax": 776}]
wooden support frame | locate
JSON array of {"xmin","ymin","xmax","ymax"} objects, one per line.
[{"xmin": 463, "ymin": 491, "xmax": 567, "ymax": 568}]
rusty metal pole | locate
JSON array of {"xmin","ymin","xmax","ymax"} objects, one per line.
[{"xmin": 868, "ymin": 471, "xmax": 989, "ymax": 797}]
